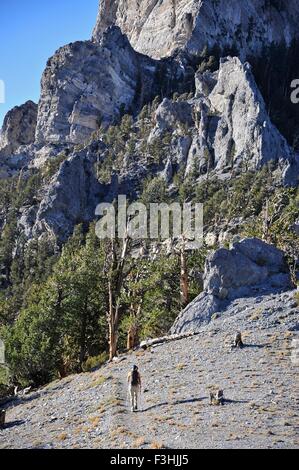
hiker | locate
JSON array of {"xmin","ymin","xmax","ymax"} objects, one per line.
[
  {"xmin": 233, "ymin": 332, "xmax": 244, "ymax": 349},
  {"xmin": 210, "ymin": 390, "xmax": 225, "ymax": 406},
  {"xmin": 127, "ymin": 365, "xmax": 142, "ymax": 412}
]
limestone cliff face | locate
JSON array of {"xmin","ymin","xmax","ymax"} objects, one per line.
[
  {"xmin": 150, "ymin": 57, "xmax": 293, "ymax": 180},
  {"xmin": 0, "ymin": 1, "xmax": 298, "ymax": 244},
  {"xmin": 19, "ymin": 56, "xmax": 297, "ymax": 243},
  {"xmin": 27, "ymin": 144, "xmax": 107, "ymax": 241},
  {"xmin": 35, "ymin": 27, "xmax": 162, "ymax": 145},
  {"xmin": 0, "ymin": 101, "xmax": 37, "ymax": 156},
  {"xmin": 93, "ymin": 0, "xmax": 299, "ymax": 59},
  {"xmin": 93, "ymin": 0, "xmax": 199, "ymax": 59}
]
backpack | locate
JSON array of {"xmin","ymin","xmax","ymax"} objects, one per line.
[{"xmin": 131, "ymin": 369, "xmax": 139, "ymax": 386}]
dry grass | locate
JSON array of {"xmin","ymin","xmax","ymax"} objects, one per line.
[
  {"xmin": 150, "ymin": 441, "xmax": 165, "ymax": 449},
  {"xmin": 56, "ymin": 432, "xmax": 69, "ymax": 441},
  {"xmin": 135, "ymin": 350, "xmax": 146, "ymax": 357},
  {"xmin": 88, "ymin": 416, "xmax": 101, "ymax": 427},
  {"xmin": 132, "ymin": 437, "xmax": 146, "ymax": 448},
  {"xmin": 104, "ymin": 397, "xmax": 122, "ymax": 407},
  {"xmin": 72, "ymin": 425, "xmax": 91, "ymax": 435},
  {"xmin": 30, "ymin": 440, "xmax": 44, "ymax": 448},
  {"xmin": 87, "ymin": 374, "xmax": 112, "ymax": 389},
  {"xmin": 250, "ymin": 309, "xmax": 263, "ymax": 321},
  {"xmin": 110, "ymin": 426, "xmax": 128, "ymax": 438},
  {"xmin": 154, "ymin": 415, "xmax": 173, "ymax": 423}
]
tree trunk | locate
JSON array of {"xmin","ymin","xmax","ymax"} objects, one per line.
[
  {"xmin": 106, "ymin": 235, "xmax": 130, "ymax": 361},
  {"xmin": 180, "ymin": 248, "xmax": 189, "ymax": 307},
  {"xmin": 126, "ymin": 303, "xmax": 142, "ymax": 351},
  {"xmin": 108, "ymin": 279, "xmax": 117, "ymax": 361},
  {"xmin": 109, "ymin": 320, "xmax": 118, "ymax": 360},
  {"xmin": 79, "ymin": 298, "xmax": 88, "ymax": 368},
  {"xmin": 262, "ymin": 199, "xmax": 271, "ymax": 243},
  {"xmin": 127, "ymin": 325, "xmax": 137, "ymax": 351}
]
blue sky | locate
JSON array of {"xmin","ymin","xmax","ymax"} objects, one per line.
[{"xmin": 0, "ymin": 0, "xmax": 99, "ymax": 127}]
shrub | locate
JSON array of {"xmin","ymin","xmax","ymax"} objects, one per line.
[{"xmin": 82, "ymin": 352, "xmax": 108, "ymax": 372}]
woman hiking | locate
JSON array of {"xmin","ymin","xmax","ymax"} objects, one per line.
[{"xmin": 127, "ymin": 365, "xmax": 142, "ymax": 412}]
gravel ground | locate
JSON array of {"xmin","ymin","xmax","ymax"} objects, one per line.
[{"xmin": 1, "ymin": 290, "xmax": 298, "ymax": 449}]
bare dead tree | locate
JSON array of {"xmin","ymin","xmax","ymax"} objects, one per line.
[
  {"xmin": 127, "ymin": 301, "xmax": 142, "ymax": 351},
  {"xmin": 180, "ymin": 241, "xmax": 189, "ymax": 307},
  {"xmin": 164, "ymin": 236, "xmax": 190, "ymax": 308},
  {"xmin": 105, "ymin": 234, "xmax": 130, "ymax": 361}
]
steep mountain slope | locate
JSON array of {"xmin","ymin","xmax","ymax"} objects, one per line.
[
  {"xmin": 93, "ymin": 0, "xmax": 299, "ymax": 60},
  {"xmin": 1, "ymin": 288, "xmax": 298, "ymax": 449},
  {"xmin": 8, "ymin": 56, "xmax": 299, "ymax": 243}
]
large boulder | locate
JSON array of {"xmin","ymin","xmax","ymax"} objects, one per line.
[
  {"xmin": 205, "ymin": 238, "xmax": 291, "ymax": 300},
  {"xmin": 171, "ymin": 238, "xmax": 293, "ymax": 334}
]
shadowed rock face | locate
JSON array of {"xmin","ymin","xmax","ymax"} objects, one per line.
[
  {"xmin": 171, "ymin": 238, "xmax": 293, "ymax": 334},
  {"xmin": 18, "ymin": 142, "xmax": 108, "ymax": 243},
  {"xmin": 35, "ymin": 27, "xmax": 162, "ymax": 145},
  {"xmin": 0, "ymin": 101, "xmax": 38, "ymax": 156},
  {"xmin": 93, "ymin": 0, "xmax": 299, "ymax": 60}
]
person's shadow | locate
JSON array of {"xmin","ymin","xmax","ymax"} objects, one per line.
[
  {"xmin": 1, "ymin": 419, "xmax": 25, "ymax": 430},
  {"xmin": 141, "ymin": 395, "xmax": 251, "ymax": 412},
  {"xmin": 223, "ymin": 399, "xmax": 250, "ymax": 405},
  {"xmin": 143, "ymin": 396, "xmax": 205, "ymax": 412}
]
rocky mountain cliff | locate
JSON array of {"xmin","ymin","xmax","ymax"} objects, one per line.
[
  {"xmin": 35, "ymin": 27, "xmax": 177, "ymax": 146},
  {"xmin": 93, "ymin": 0, "xmax": 299, "ymax": 60},
  {"xmin": 0, "ymin": 0, "xmax": 297, "ymax": 267},
  {"xmin": 0, "ymin": 1, "xmax": 298, "ymax": 198},
  {"xmin": 0, "ymin": 101, "xmax": 37, "ymax": 156},
  {"xmin": 11, "ymin": 54, "xmax": 298, "ymax": 243}
]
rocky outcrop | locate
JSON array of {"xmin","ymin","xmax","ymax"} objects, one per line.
[
  {"xmin": 151, "ymin": 57, "xmax": 293, "ymax": 180},
  {"xmin": 171, "ymin": 238, "xmax": 293, "ymax": 333},
  {"xmin": 149, "ymin": 98, "xmax": 194, "ymax": 142},
  {"xmin": 0, "ymin": 101, "xmax": 37, "ymax": 156},
  {"xmin": 195, "ymin": 56, "xmax": 292, "ymax": 172},
  {"xmin": 19, "ymin": 142, "xmax": 108, "ymax": 242},
  {"xmin": 93, "ymin": 0, "xmax": 299, "ymax": 60},
  {"xmin": 35, "ymin": 27, "xmax": 165, "ymax": 145},
  {"xmin": 205, "ymin": 238, "xmax": 291, "ymax": 299},
  {"xmin": 93, "ymin": 0, "xmax": 200, "ymax": 59}
]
